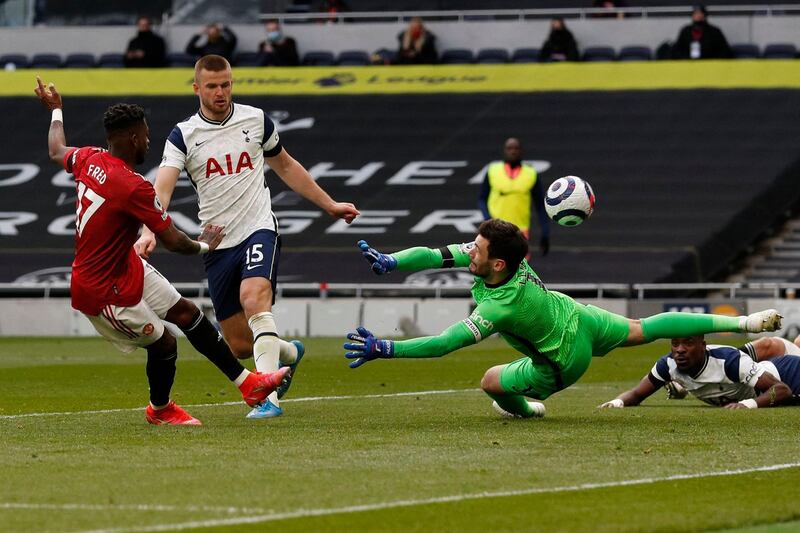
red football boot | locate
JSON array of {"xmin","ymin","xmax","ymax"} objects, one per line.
[
  {"xmin": 145, "ymin": 401, "xmax": 202, "ymax": 426},
  {"xmin": 238, "ymin": 367, "xmax": 292, "ymax": 407}
]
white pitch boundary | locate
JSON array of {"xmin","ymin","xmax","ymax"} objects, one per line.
[
  {"xmin": 62, "ymin": 461, "xmax": 800, "ymax": 533},
  {"xmin": 0, "ymin": 388, "xmax": 480, "ymax": 420}
]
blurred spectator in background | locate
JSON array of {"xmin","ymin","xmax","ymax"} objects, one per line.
[
  {"xmin": 124, "ymin": 16, "xmax": 166, "ymax": 68},
  {"xmin": 186, "ymin": 23, "xmax": 237, "ymax": 61},
  {"xmin": 671, "ymin": 5, "xmax": 732, "ymax": 59},
  {"xmin": 258, "ymin": 20, "xmax": 299, "ymax": 66},
  {"xmin": 317, "ymin": 0, "xmax": 349, "ymax": 22},
  {"xmin": 478, "ymin": 138, "xmax": 550, "ymax": 257},
  {"xmin": 396, "ymin": 17, "xmax": 438, "ymax": 64},
  {"xmin": 539, "ymin": 18, "xmax": 579, "ymax": 62},
  {"xmin": 591, "ymin": 0, "xmax": 626, "ymax": 19}
]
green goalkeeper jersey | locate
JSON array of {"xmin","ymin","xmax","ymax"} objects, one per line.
[{"xmin": 390, "ymin": 243, "xmax": 581, "ymax": 367}]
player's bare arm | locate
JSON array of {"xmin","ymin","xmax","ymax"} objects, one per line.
[
  {"xmin": 156, "ymin": 223, "xmax": 225, "ymax": 255},
  {"xmin": 266, "ymin": 148, "xmax": 359, "ymax": 223},
  {"xmin": 598, "ymin": 375, "xmax": 659, "ymax": 408},
  {"xmin": 135, "ymin": 166, "xmax": 181, "ymax": 258},
  {"xmin": 34, "ymin": 77, "xmax": 73, "ymax": 165},
  {"xmin": 725, "ymin": 371, "xmax": 793, "ymax": 409}
]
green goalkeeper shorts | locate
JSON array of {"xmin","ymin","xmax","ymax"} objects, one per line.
[{"xmin": 498, "ymin": 304, "xmax": 629, "ymax": 400}]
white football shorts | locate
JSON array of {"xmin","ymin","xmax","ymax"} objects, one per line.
[{"xmin": 85, "ymin": 259, "xmax": 182, "ymax": 354}]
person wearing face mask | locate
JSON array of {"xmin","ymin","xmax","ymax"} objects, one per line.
[
  {"xmin": 257, "ymin": 20, "xmax": 299, "ymax": 67},
  {"xmin": 124, "ymin": 16, "xmax": 166, "ymax": 68},
  {"xmin": 396, "ymin": 17, "xmax": 438, "ymax": 65},
  {"xmin": 539, "ymin": 18, "xmax": 579, "ymax": 62},
  {"xmin": 670, "ymin": 5, "xmax": 732, "ymax": 60}
]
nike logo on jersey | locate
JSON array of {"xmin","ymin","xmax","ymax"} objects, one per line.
[
  {"xmin": 246, "ymin": 263, "xmax": 262, "ymax": 270},
  {"xmin": 195, "ymin": 140, "xmax": 208, "ymax": 146}
]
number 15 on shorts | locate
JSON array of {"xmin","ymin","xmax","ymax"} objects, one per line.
[{"xmin": 246, "ymin": 244, "xmax": 263, "ymax": 270}]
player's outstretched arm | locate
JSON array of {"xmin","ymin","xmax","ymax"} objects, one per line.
[
  {"xmin": 344, "ymin": 320, "xmax": 480, "ymax": 368},
  {"xmin": 358, "ymin": 240, "xmax": 472, "ymax": 275},
  {"xmin": 267, "ymin": 149, "xmax": 359, "ymax": 223},
  {"xmin": 135, "ymin": 166, "xmax": 181, "ymax": 259},
  {"xmin": 157, "ymin": 223, "xmax": 225, "ymax": 255},
  {"xmin": 598, "ymin": 375, "xmax": 658, "ymax": 408},
  {"xmin": 725, "ymin": 372, "xmax": 793, "ymax": 409},
  {"xmin": 34, "ymin": 77, "xmax": 73, "ymax": 165}
]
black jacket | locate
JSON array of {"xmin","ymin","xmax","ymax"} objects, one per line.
[
  {"xmin": 671, "ymin": 21, "xmax": 732, "ymax": 59},
  {"xmin": 124, "ymin": 31, "xmax": 166, "ymax": 68}
]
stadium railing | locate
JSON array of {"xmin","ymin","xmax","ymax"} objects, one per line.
[
  {"xmin": 255, "ymin": 5, "xmax": 800, "ymax": 24},
  {"xmin": 1, "ymin": 282, "xmax": 798, "ymax": 299}
]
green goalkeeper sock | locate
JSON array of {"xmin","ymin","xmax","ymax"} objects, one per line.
[
  {"xmin": 640, "ymin": 312, "xmax": 741, "ymax": 343},
  {"xmin": 487, "ymin": 392, "xmax": 535, "ymax": 417}
]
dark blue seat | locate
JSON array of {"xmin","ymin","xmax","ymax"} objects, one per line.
[
  {"xmin": 440, "ymin": 48, "xmax": 474, "ymax": 64},
  {"xmin": 30, "ymin": 53, "xmax": 62, "ymax": 69},
  {"xmin": 582, "ymin": 46, "xmax": 616, "ymax": 62},
  {"xmin": 337, "ymin": 50, "xmax": 370, "ymax": 66},
  {"xmin": 511, "ymin": 48, "xmax": 540, "ymax": 63},
  {"xmin": 167, "ymin": 52, "xmax": 197, "ymax": 67},
  {"xmin": 302, "ymin": 50, "xmax": 335, "ymax": 66},
  {"xmin": 731, "ymin": 43, "xmax": 760, "ymax": 59},
  {"xmin": 762, "ymin": 43, "xmax": 797, "ymax": 59},
  {"xmin": 617, "ymin": 46, "xmax": 652, "ymax": 62},
  {"xmin": 0, "ymin": 54, "xmax": 29, "ymax": 69},
  {"xmin": 97, "ymin": 53, "xmax": 125, "ymax": 68},
  {"xmin": 63, "ymin": 53, "xmax": 96, "ymax": 68},
  {"xmin": 234, "ymin": 52, "xmax": 261, "ymax": 67},
  {"xmin": 372, "ymin": 48, "xmax": 396, "ymax": 65},
  {"xmin": 476, "ymin": 48, "xmax": 509, "ymax": 64}
]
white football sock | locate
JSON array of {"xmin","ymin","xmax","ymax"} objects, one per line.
[
  {"xmin": 279, "ymin": 339, "xmax": 298, "ymax": 365},
  {"xmin": 248, "ymin": 311, "xmax": 280, "ymax": 405}
]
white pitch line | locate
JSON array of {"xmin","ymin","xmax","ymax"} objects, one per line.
[
  {"xmin": 0, "ymin": 388, "xmax": 479, "ymax": 420},
  {"xmin": 0, "ymin": 502, "xmax": 264, "ymax": 515},
  {"xmin": 72, "ymin": 461, "xmax": 800, "ymax": 533}
]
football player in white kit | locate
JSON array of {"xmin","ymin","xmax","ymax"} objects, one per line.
[
  {"xmin": 135, "ymin": 55, "xmax": 360, "ymax": 419},
  {"xmin": 598, "ymin": 335, "xmax": 800, "ymax": 410}
]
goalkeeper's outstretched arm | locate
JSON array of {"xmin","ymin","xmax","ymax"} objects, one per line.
[{"xmin": 359, "ymin": 240, "xmax": 472, "ymax": 275}]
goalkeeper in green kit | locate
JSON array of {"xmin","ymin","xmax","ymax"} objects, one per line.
[{"xmin": 343, "ymin": 219, "xmax": 783, "ymax": 419}]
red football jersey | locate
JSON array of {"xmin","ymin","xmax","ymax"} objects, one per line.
[{"xmin": 64, "ymin": 147, "xmax": 172, "ymax": 315}]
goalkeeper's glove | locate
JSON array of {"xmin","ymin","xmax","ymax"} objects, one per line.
[
  {"xmin": 598, "ymin": 398, "xmax": 624, "ymax": 409},
  {"xmin": 344, "ymin": 326, "xmax": 395, "ymax": 368},
  {"xmin": 358, "ymin": 240, "xmax": 397, "ymax": 275}
]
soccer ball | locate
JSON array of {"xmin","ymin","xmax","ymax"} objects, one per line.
[{"xmin": 544, "ymin": 176, "xmax": 595, "ymax": 226}]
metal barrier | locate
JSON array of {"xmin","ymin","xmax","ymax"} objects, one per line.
[
  {"xmin": 1, "ymin": 282, "xmax": 798, "ymax": 299},
  {"xmin": 257, "ymin": 5, "xmax": 800, "ymax": 24}
]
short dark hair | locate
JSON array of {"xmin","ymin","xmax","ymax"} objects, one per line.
[
  {"xmin": 103, "ymin": 103, "xmax": 145, "ymax": 134},
  {"xmin": 478, "ymin": 219, "xmax": 529, "ymax": 272}
]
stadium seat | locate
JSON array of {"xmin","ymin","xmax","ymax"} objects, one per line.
[
  {"xmin": 97, "ymin": 53, "xmax": 125, "ymax": 68},
  {"xmin": 511, "ymin": 48, "xmax": 540, "ymax": 63},
  {"xmin": 0, "ymin": 54, "xmax": 29, "ymax": 69},
  {"xmin": 762, "ymin": 43, "xmax": 797, "ymax": 59},
  {"xmin": 731, "ymin": 43, "xmax": 760, "ymax": 59},
  {"xmin": 167, "ymin": 52, "xmax": 197, "ymax": 67},
  {"xmin": 617, "ymin": 46, "xmax": 652, "ymax": 62},
  {"xmin": 582, "ymin": 46, "xmax": 616, "ymax": 62},
  {"xmin": 302, "ymin": 50, "xmax": 335, "ymax": 66},
  {"xmin": 30, "ymin": 53, "xmax": 62, "ymax": 69},
  {"xmin": 372, "ymin": 48, "xmax": 396, "ymax": 65},
  {"xmin": 337, "ymin": 50, "xmax": 370, "ymax": 66},
  {"xmin": 234, "ymin": 52, "xmax": 261, "ymax": 67},
  {"xmin": 440, "ymin": 48, "xmax": 474, "ymax": 64},
  {"xmin": 476, "ymin": 48, "xmax": 509, "ymax": 64},
  {"xmin": 63, "ymin": 53, "xmax": 96, "ymax": 68}
]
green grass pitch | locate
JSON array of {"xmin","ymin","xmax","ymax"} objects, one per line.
[{"xmin": 1, "ymin": 335, "xmax": 799, "ymax": 532}]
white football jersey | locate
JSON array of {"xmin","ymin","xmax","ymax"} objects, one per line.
[
  {"xmin": 161, "ymin": 103, "xmax": 282, "ymax": 249},
  {"xmin": 649, "ymin": 345, "xmax": 764, "ymax": 406}
]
